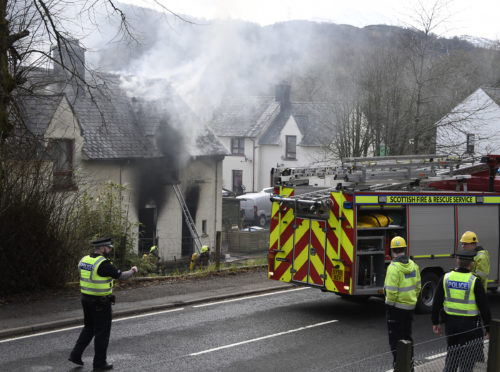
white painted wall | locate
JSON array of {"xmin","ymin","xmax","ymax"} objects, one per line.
[
  {"xmin": 257, "ymin": 116, "xmax": 326, "ymax": 190},
  {"xmin": 219, "ymin": 137, "xmax": 255, "ymax": 192},
  {"xmin": 45, "ymin": 98, "xmax": 223, "ymax": 261},
  {"xmin": 436, "ymin": 89, "xmax": 500, "ymax": 156}
]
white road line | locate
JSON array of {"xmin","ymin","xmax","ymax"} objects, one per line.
[
  {"xmin": 193, "ymin": 287, "xmax": 310, "ymax": 308},
  {"xmin": 189, "ymin": 319, "xmax": 338, "ymax": 356},
  {"xmin": 113, "ymin": 307, "xmax": 184, "ymax": 322},
  {"xmin": 0, "ymin": 307, "xmax": 184, "ymax": 344}
]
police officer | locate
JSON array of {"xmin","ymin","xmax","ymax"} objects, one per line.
[
  {"xmin": 432, "ymin": 249, "xmax": 491, "ymax": 372},
  {"xmin": 69, "ymin": 238, "xmax": 138, "ymax": 371},
  {"xmin": 460, "ymin": 231, "xmax": 490, "ymax": 290},
  {"xmin": 384, "ymin": 236, "xmax": 421, "ymax": 368}
]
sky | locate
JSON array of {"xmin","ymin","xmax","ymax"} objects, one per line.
[{"xmin": 120, "ymin": 0, "xmax": 499, "ymax": 40}]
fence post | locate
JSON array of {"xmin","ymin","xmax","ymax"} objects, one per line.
[
  {"xmin": 487, "ymin": 319, "xmax": 500, "ymax": 372},
  {"xmin": 215, "ymin": 231, "xmax": 221, "ymax": 271},
  {"xmin": 395, "ymin": 339, "xmax": 412, "ymax": 372}
]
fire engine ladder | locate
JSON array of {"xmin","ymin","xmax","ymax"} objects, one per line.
[{"xmin": 172, "ymin": 184, "xmax": 202, "ymax": 254}]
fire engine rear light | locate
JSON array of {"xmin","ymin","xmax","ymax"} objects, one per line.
[
  {"xmin": 269, "ymin": 272, "xmax": 274, "ymax": 276},
  {"xmin": 343, "ymin": 285, "xmax": 350, "ymax": 291}
]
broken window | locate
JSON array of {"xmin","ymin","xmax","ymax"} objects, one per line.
[
  {"xmin": 231, "ymin": 137, "xmax": 245, "ymax": 155},
  {"xmin": 48, "ymin": 139, "xmax": 75, "ymax": 189},
  {"xmin": 285, "ymin": 135, "xmax": 296, "ymax": 160}
]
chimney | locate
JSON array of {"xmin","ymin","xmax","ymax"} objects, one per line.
[
  {"xmin": 275, "ymin": 82, "xmax": 291, "ymax": 109},
  {"xmin": 51, "ymin": 38, "xmax": 86, "ymax": 95}
]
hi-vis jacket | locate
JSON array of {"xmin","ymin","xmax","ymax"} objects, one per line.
[
  {"xmin": 79, "ymin": 255, "xmax": 114, "ymax": 296},
  {"xmin": 443, "ymin": 271, "xmax": 479, "ymax": 316},
  {"xmin": 384, "ymin": 256, "xmax": 422, "ymax": 310},
  {"xmin": 473, "ymin": 247, "xmax": 490, "ymax": 291}
]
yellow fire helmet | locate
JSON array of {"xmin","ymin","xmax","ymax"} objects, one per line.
[
  {"xmin": 460, "ymin": 231, "xmax": 478, "ymax": 244},
  {"xmin": 390, "ymin": 236, "xmax": 407, "ymax": 249}
]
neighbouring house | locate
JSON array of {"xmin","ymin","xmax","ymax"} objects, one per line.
[
  {"xmin": 209, "ymin": 83, "xmax": 335, "ymax": 193},
  {"xmin": 435, "ymin": 86, "xmax": 500, "ymax": 157},
  {"xmin": 18, "ymin": 39, "xmax": 228, "ymax": 261}
]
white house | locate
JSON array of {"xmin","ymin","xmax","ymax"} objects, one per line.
[
  {"xmin": 435, "ymin": 87, "xmax": 500, "ymax": 156},
  {"xmin": 20, "ymin": 40, "xmax": 228, "ymax": 261},
  {"xmin": 209, "ymin": 84, "xmax": 335, "ymax": 193}
]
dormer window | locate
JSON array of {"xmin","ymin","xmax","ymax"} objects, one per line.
[
  {"xmin": 48, "ymin": 139, "xmax": 75, "ymax": 190},
  {"xmin": 285, "ymin": 135, "xmax": 296, "ymax": 160},
  {"xmin": 231, "ymin": 137, "xmax": 245, "ymax": 155}
]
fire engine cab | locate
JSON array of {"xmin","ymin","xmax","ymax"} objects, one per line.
[{"xmin": 268, "ymin": 154, "xmax": 500, "ymax": 312}]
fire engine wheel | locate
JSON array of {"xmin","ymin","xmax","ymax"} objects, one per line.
[
  {"xmin": 417, "ymin": 272, "xmax": 439, "ymax": 313},
  {"xmin": 258, "ymin": 214, "xmax": 267, "ymax": 227}
]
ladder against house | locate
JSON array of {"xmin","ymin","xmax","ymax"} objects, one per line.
[
  {"xmin": 272, "ymin": 154, "xmax": 479, "ymax": 192},
  {"xmin": 172, "ymin": 184, "xmax": 202, "ymax": 254}
]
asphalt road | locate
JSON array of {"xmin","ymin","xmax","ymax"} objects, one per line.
[{"xmin": 2, "ymin": 288, "xmax": 500, "ymax": 372}]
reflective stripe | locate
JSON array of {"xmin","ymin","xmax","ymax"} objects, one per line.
[
  {"xmin": 385, "ymin": 284, "xmax": 418, "ymax": 292},
  {"xmin": 394, "ymin": 302, "xmax": 416, "ymax": 310},
  {"xmin": 80, "ymin": 286, "xmax": 113, "ymax": 293},
  {"xmin": 475, "ymin": 270, "xmax": 487, "ymax": 277},
  {"xmin": 80, "ymin": 277, "xmax": 113, "ymax": 284},
  {"xmin": 443, "ymin": 306, "xmax": 479, "ymax": 315}
]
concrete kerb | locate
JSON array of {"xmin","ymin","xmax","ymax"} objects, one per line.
[{"xmin": 0, "ymin": 284, "xmax": 295, "ymax": 340}]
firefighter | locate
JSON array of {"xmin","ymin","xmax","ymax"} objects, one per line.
[
  {"xmin": 190, "ymin": 245, "xmax": 210, "ymax": 270},
  {"xmin": 460, "ymin": 231, "xmax": 490, "ymax": 290},
  {"xmin": 69, "ymin": 238, "xmax": 138, "ymax": 371},
  {"xmin": 149, "ymin": 245, "xmax": 159, "ymax": 258},
  {"xmin": 384, "ymin": 236, "xmax": 421, "ymax": 369},
  {"xmin": 432, "ymin": 250, "xmax": 491, "ymax": 372}
]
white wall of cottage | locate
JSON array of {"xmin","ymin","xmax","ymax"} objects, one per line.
[
  {"xmin": 257, "ymin": 116, "xmax": 324, "ymax": 190},
  {"xmin": 45, "ymin": 98, "xmax": 223, "ymax": 261},
  {"xmin": 219, "ymin": 137, "xmax": 255, "ymax": 192},
  {"xmin": 436, "ymin": 88, "xmax": 500, "ymax": 156}
]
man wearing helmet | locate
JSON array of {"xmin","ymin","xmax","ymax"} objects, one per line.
[
  {"xmin": 460, "ymin": 231, "xmax": 489, "ymax": 290},
  {"xmin": 384, "ymin": 236, "xmax": 421, "ymax": 369}
]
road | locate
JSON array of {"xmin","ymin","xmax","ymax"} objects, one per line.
[{"xmin": 1, "ymin": 288, "xmax": 500, "ymax": 371}]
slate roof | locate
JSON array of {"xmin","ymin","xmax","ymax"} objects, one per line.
[
  {"xmin": 21, "ymin": 71, "xmax": 227, "ymax": 160},
  {"xmin": 209, "ymin": 95, "xmax": 280, "ymax": 137},
  {"xmin": 482, "ymin": 87, "xmax": 500, "ymax": 106},
  {"xmin": 258, "ymin": 102, "xmax": 335, "ymax": 146},
  {"xmin": 18, "ymin": 94, "xmax": 64, "ymax": 136}
]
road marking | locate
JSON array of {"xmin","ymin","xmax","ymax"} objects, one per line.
[
  {"xmin": 189, "ymin": 319, "xmax": 338, "ymax": 356},
  {"xmin": 0, "ymin": 308, "xmax": 184, "ymax": 344},
  {"xmin": 193, "ymin": 287, "xmax": 309, "ymax": 308},
  {"xmin": 113, "ymin": 307, "xmax": 184, "ymax": 322}
]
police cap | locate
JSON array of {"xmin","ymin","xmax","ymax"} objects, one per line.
[
  {"xmin": 455, "ymin": 249, "xmax": 476, "ymax": 261},
  {"xmin": 91, "ymin": 237, "xmax": 113, "ymax": 248}
]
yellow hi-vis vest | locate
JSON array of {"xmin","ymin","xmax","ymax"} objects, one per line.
[
  {"xmin": 79, "ymin": 255, "xmax": 113, "ymax": 296},
  {"xmin": 472, "ymin": 249, "xmax": 490, "ymax": 291},
  {"xmin": 384, "ymin": 260, "xmax": 421, "ymax": 310},
  {"xmin": 443, "ymin": 271, "xmax": 479, "ymax": 317}
]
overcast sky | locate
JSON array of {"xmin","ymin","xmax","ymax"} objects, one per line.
[{"xmin": 120, "ymin": 0, "xmax": 499, "ymax": 40}]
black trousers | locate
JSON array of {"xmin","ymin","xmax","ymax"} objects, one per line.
[
  {"xmin": 70, "ymin": 295, "xmax": 112, "ymax": 368},
  {"xmin": 444, "ymin": 315, "xmax": 484, "ymax": 372},
  {"xmin": 386, "ymin": 306, "xmax": 414, "ymax": 368}
]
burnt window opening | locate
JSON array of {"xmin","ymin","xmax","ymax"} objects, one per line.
[
  {"xmin": 48, "ymin": 139, "xmax": 75, "ymax": 190},
  {"xmin": 138, "ymin": 207, "xmax": 157, "ymax": 256},
  {"xmin": 232, "ymin": 170, "xmax": 243, "ymax": 195},
  {"xmin": 202, "ymin": 219, "xmax": 207, "ymax": 236},
  {"xmin": 231, "ymin": 137, "xmax": 245, "ymax": 155},
  {"xmin": 285, "ymin": 135, "xmax": 296, "ymax": 160}
]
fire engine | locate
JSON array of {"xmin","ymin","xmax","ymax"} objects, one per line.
[{"xmin": 267, "ymin": 154, "xmax": 500, "ymax": 312}]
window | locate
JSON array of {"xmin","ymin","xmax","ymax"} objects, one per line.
[
  {"xmin": 285, "ymin": 135, "xmax": 296, "ymax": 160},
  {"xmin": 466, "ymin": 133, "xmax": 475, "ymax": 154},
  {"xmin": 202, "ymin": 219, "xmax": 207, "ymax": 236},
  {"xmin": 232, "ymin": 170, "xmax": 243, "ymax": 194},
  {"xmin": 231, "ymin": 137, "xmax": 245, "ymax": 155},
  {"xmin": 48, "ymin": 139, "xmax": 75, "ymax": 189}
]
